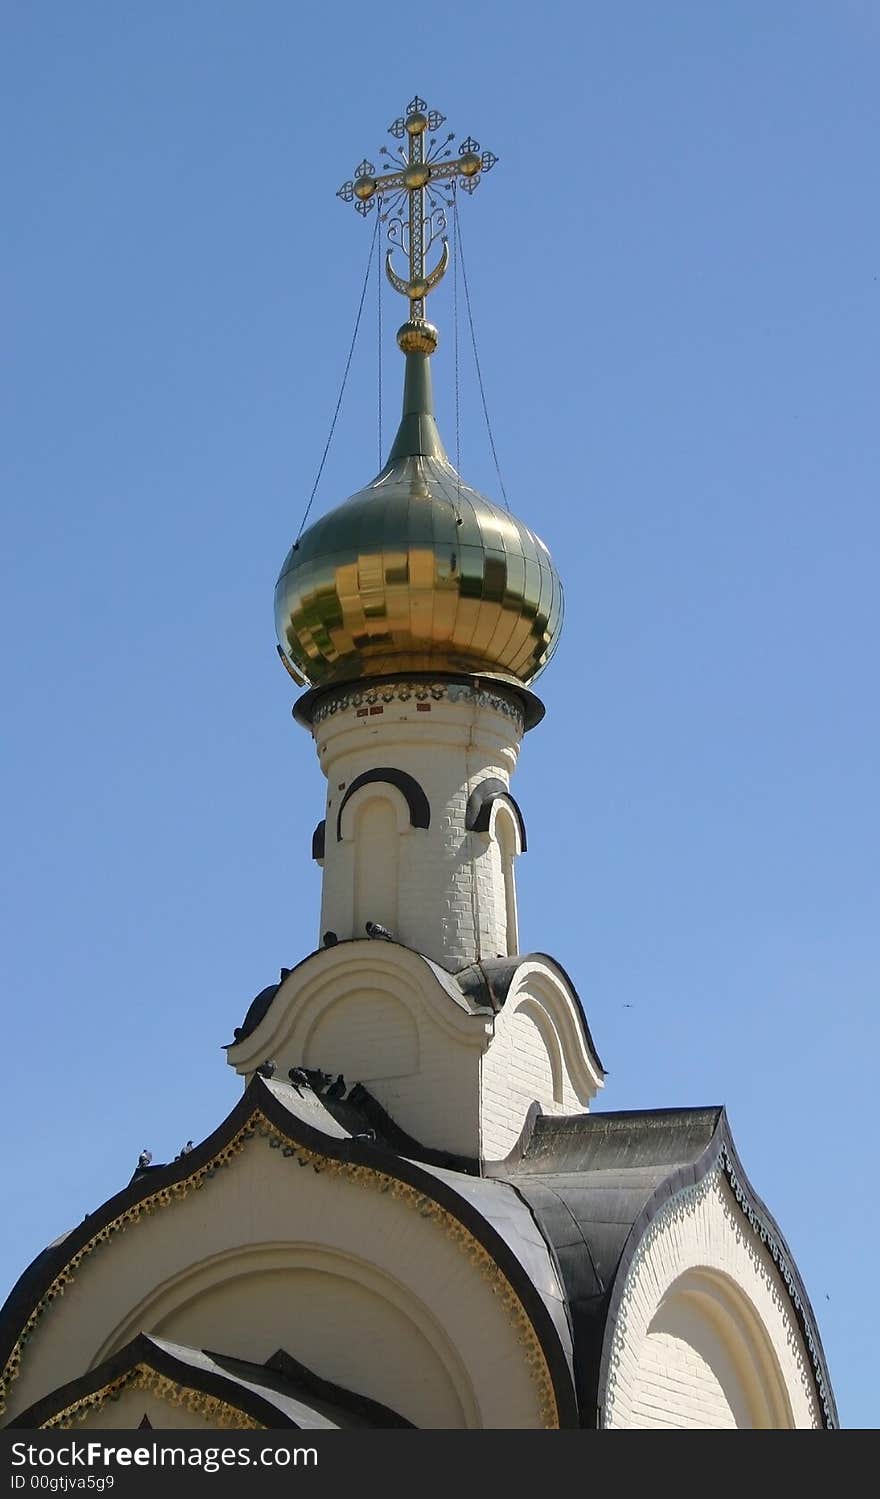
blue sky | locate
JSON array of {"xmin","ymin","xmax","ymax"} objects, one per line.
[{"xmin": 2, "ymin": 1, "xmax": 877, "ymax": 1428}]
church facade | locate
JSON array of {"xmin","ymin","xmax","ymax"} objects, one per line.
[{"xmin": 0, "ymin": 98, "xmax": 836, "ymax": 1431}]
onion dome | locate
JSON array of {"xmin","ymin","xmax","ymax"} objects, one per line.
[{"xmin": 274, "ymin": 345, "xmax": 563, "ymax": 690}]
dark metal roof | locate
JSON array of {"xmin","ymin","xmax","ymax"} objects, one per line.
[
  {"xmin": 7, "ymin": 1334, "xmax": 411, "ymax": 1430},
  {"xmin": 495, "ymin": 1107, "xmax": 837, "ymax": 1429}
]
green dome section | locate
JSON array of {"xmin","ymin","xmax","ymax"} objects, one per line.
[{"xmin": 274, "ymin": 351, "xmax": 564, "ymax": 690}]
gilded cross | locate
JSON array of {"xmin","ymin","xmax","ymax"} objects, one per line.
[{"xmin": 337, "ymin": 94, "xmax": 498, "ymax": 331}]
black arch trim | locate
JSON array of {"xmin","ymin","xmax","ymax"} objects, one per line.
[
  {"xmin": 311, "ymin": 819, "xmax": 326, "ymax": 861},
  {"xmin": 336, "ymin": 768, "xmax": 430, "ymax": 841},
  {"xmin": 465, "ymin": 778, "xmax": 527, "ymax": 852}
]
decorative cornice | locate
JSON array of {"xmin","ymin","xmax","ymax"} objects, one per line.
[
  {"xmin": 310, "ymin": 678, "xmax": 526, "ymax": 733},
  {"xmin": 0, "ymin": 1082, "xmax": 572, "ymax": 1429},
  {"xmin": 718, "ymin": 1144, "xmax": 835, "ymax": 1429}
]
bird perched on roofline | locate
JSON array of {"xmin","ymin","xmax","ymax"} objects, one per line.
[
  {"xmin": 288, "ymin": 1066, "xmax": 311, "ymax": 1091},
  {"xmin": 175, "ymin": 1140, "xmax": 194, "ymax": 1160},
  {"xmin": 365, "ymin": 921, "xmax": 393, "ymax": 941},
  {"xmin": 257, "ymin": 1060, "xmax": 277, "ymax": 1079},
  {"xmin": 137, "ymin": 1149, "xmax": 152, "ymax": 1170},
  {"xmin": 325, "ymin": 1074, "xmax": 347, "ymax": 1101},
  {"xmin": 302, "ymin": 1067, "xmax": 333, "ymax": 1093}
]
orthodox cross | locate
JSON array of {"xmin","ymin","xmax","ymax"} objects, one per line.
[{"xmin": 337, "ymin": 94, "xmax": 497, "ymax": 332}]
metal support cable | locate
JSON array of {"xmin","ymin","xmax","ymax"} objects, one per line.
[
  {"xmin": 452, "ymin": 192, "xmax": 510, "ymax": 512},
  {"xmin": 295, "ymin": 211, "xmax": 380, "ymax": 544},
  {"xmin": 452, "ymin": 184, "xmax": 463, "ymax": 523},
  {"xmin": 377, "ymin": 200, "xmax": 383, "ymax": 470}
]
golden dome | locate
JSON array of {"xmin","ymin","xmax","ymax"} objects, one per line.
[{"xmin": 274, "ymin": 350, "xmax": 563, "ymax": 690}]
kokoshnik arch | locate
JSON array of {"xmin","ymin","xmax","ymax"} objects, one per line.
[{"xmin": 0, "ymin": 95, "xmax": 836, "ymax": 1432}]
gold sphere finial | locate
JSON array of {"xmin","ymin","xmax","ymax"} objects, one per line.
[
  {"xmin": 405, "ymin": 110, "xmax": 428, "ymax": 135},
  {"xmin": 353, "ymin": 175, "xmax": 376, "ymax": 201},
  {"xmin": 403, "ymin": 162, "xmax": 430, "ymax": 190},
  {"xmin": 397, "ymin": 319, "xmax": 439, "ymax": 355}
]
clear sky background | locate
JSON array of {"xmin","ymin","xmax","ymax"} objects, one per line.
[{"xmin": 2, "ymin": 1, "xmax": 877, "ymax": 1428}]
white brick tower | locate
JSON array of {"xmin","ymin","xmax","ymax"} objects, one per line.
[{"xmin": 307, "ymin": 677, "xmax": 529, "ymax": 967}]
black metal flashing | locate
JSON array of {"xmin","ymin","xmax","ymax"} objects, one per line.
[
  {"xmin": 335, "ymin": 767, "xmax": 430, "ymax": 839},
  {"xmin": 465, "ymin": 778, "xmax": 528, "ymax": 850},
  {"xmin": 262, "ymin": 1348, "xmax": 412, "ymax": 1428},
  {"xmin": 231, "ymin": 969, "xmax": 292, "ymax": 1043},
  {"xmin": 7, "ymin": 1333, "xmax": 411, "ymax": 1430}
]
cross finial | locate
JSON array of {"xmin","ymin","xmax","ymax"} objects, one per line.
[{"xmin": 337, "ymin": 95, "xmax": 498, "ymax": 354}]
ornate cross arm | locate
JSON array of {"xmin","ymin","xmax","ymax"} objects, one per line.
[{"xmin": 337, "ymin": 95, "xmax": 498, "ymax": 337}]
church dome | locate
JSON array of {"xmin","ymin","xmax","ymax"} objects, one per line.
[{"xmin": 275, "ymin": 350, "xmax": 563, "ymax": 689}]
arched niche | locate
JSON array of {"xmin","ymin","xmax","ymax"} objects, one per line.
[
  {"xmin": 98, "ymin": 1245, "xmax": 474, "ymax": 1431},
  {"xmin": 489, "ymin": 800, "xmax": 522, "ymax": 956},
  {"xmin": 351, "ymin": 793, "xmax": 400, "ymax": 937},
  {"xmin": 629, "ymin": 1269, "xmax": 793, "ymax": 1429}
]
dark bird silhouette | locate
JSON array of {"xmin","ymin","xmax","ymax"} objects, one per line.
[
  {"xmin": 175, "ymin": 1140, "xmax": 194, "ymax": 1159},
  {"xmin": 322, "ymin": 931, "xmax": 339, "ymax": 947},
  {"xmin": 257, "ymin": 1060, "xmax": 277, "ymax": 1079},
  {"xmin": 137, "ymin": 1149, "xmax": 152, "ymax": 1170},
  {"xmin": 288, "ymin": 1066, "xmax": 311, "ymax": 1090},
  {"xmin": 304, "ymin": 1067, "xmax": 333, "ymax": 1092},
  {"xmin": 325, "ymin": 1074, "xmax": 347, "ymax": 1101},
  {"xmin": 365, "ymin": 921, "xmax": 393, "ymax": 941}
]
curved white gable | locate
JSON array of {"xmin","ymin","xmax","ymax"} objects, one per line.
[
  {"xmin": 604, "ymin": 1168, "xmax": 821, "ymax": 1429},
  {"xmin": 480, "ymin": 959, "xmax": 604, "ymax": 1160},
  {"xmin": 5, "ymin": 1126, "xmax": 563, "ymax": 1430}
]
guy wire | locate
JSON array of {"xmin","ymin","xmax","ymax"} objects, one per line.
[
  {"xmin": 452, "ymin": 191, "xmax": 510, "ymax": 513},
  {"xmin": 452, "ymin": 183, "xmax": 463, "ymax": 524},
  {"xmin": 294, "ymin": 211, "xmax": 380, "ymax": 545},
  {"xmin": 377, "ymin": 198, "xmax": 383, "ymax": 471}
]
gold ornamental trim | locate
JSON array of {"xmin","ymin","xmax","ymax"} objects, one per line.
[
  {"xmin": 42, "ymin": 1366, "xmax": 263, "ymax": 1431},
  {"xmin": 1, "ymin": 1111, "xmax": 560, "ymax": 1429}
]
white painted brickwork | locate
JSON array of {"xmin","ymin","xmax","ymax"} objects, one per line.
[
  {"xmin": 605, "ymin": 1168, "xmax": 822, "ymax": 1429},
  {"xmin": 628, "ymin": 1328, "xmax": 738, "ymax": 1429},
  {"xmin": 311, "ymin": 684, "xmax": 523, "ymax": 968},
  {"xmin": 480, "ymin": 989, "xmax": 590, "ymax": 1161}
]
